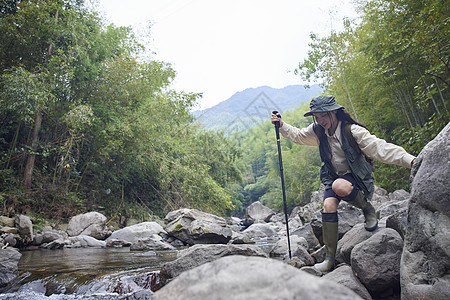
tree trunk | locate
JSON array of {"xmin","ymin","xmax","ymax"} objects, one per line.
[{"xmin": 24, "ymin": 109, "xmax": 43, "ymax": 189}]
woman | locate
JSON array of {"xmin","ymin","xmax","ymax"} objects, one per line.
[{"xmin": 271, "ymin": 95, "xmax": 416, "ymax": 273}]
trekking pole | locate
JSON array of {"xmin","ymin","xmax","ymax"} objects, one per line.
[{"xmin": 272, "ymin": 111, "xmax": 292, "ymax": 259}]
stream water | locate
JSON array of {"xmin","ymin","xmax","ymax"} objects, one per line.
[
  {"xmin": 0, "ymin": 241, "xmax": 276, "ymax": 299},
  {"xmin": 0, "ymin": 247, "xmax": 178, "ymax": 299}
]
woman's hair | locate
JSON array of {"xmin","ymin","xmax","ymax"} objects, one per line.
[{"xmin": 313, "ymin": 108, "xmax": 367, "ymax": 163}]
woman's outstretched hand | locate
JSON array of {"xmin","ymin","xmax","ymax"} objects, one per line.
[{"xmin": 271, "ymin": 112, "xmax": 284, "ymax": 128}]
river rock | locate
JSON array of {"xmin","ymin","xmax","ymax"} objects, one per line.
[
  {"xmin": 42, "ymin": 237, "xmax": 72, "ymax": 249},
  {"xmin": 130, "ymin": 234, "xmax": 176, "ymax": 251},
  {"xmin": 230, "ymin": 231, "xmax": 254, "ymax": 244},
  {"xmin": 153, "ymin": 255, "xmax": 363, "ymax": 300},
  {"xmin": 291, "ymin": 223, "xmax": 320, "ymax": 251},
  {"xmin": 336, "ymin": 223, "xmax": 382, "ymax": 265},
  {"xmin": 0, "ymin": 248, "xmax": 22, "ymax": 288},
  {"xmin": 242, "ymin": 222, "xmax": 277, "ymax": 239},
  {"xmin": 164, "ymin": 209, "xmax": 232, "ymax": 245},
  {"xmin": 385, "ymin": 207, "xmax": 408, "ymax": 239},
  {"xmin": 243, "ymin": 201, "xmax": 276, "ymax": 225},
  {"xmin": 270, "ymin": 235, "xmax": 308, "ymax": 258},
  {"xmin": 376, "ymin": 199, "xmax": 409, "ymax": 219},
  {"xmin": 15, "ymin": 214, "xmax": 33, "ymax": 242},
  {"xmin": 0, "ymin": 226, "xmax": 18, "ymax": 234},
  {"xmin": 0, "ymin": 216, "xmax": 15, "ymax": 227},
  {"xmin": 324, "ymin": 265, "xmax": 372, "ymax": 300},
  {"xmin": 351, "ymin": 228, "xmax": 403, "ymax": 294},
  {"xmin": 159, "ymin": 244, "xmax": 268, "ymax": 285},
  {"xmin": 107, "ymin": 221, "xmax": 166, "ymax": 243},
  {"xmin": 67, "ymin": 235, "xmax": 106, "ymax": 248},
  {"xmin": 33, "ymin": 229, "xmax": 68, "ymax": 246},
  {"xmin": 3, "ymin": 233, "xmax": 17, "ymax": 247},
  {"xmin": 401, "ymin": 123, "xmax": 450, "ymax": 300},
  {"xmin": 67, "ymin": 212, "xmax": 110, "ymax": 240}
]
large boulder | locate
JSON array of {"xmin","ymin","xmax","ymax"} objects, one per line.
[
  {"xmin": 164, "ymin": 209, "xmax": 232, "ymax": 245},
  {"xmin": 159, "ymin": 244, "xmax": 267, "ymax": 285},
  {"xmin": 243, "ymin": 201, "xmax": 276, "ymax": 225},
  {"xmin": 351, "ymin": 228, "xmax": 403, "ymax": 295},
  {"xmin": 324, "ymin": 265, "xmax": 372, "ymax": 300},
  {"xmin": 0, "ymin": 248, "xmax": 22, "ymax": 288},
  {"xmin": 67, "ymin": 212, "xmax": 110, "ymax": 240},
  {"xmin": 336, "ymin": 223, "xmax": 383, "ymax": 265},
  {"xmin": 401, "ymin": 123, "xmax": 450, "ymax": 300},
  {"xmin": 15, "ymin": 215, "xmax": 33, "ymax": 242},
  {"xmin": 107, "ymin": 222, "xmax": 166, "ymax": 243},
  {"xmin": 153, "ymin": 255, "xmax": 363, "ymax": 300}
]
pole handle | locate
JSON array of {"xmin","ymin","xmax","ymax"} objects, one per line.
[{"xmin": 272, "ymin": 111, "xmax": 281, "ymax": 129}]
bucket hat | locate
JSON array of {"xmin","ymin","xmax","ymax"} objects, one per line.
[{"xmin": 304, "ymin": 95, "xmax": 344, "ymax": 116}]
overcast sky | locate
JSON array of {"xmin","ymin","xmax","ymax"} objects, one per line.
[{"xmin": 96, "ymin": 0, "xmax": 358, "ymax": 110}]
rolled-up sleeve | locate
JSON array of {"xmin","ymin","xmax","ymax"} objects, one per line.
[
  {"xmin": 279, "ymin": 123, "xmax": 319, "ymax": 146},
  {"xmin": 351, "ymin": 124, "xmax": 416, "ymax": 168}
]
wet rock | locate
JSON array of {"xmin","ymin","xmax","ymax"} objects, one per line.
[
  {"xmin": 324, "ymin": 265, "xmax": 372, "ymax": 300},
  {"xmin": 401, "ymin": 123, "xmax": 450, "ymax": 300},
  {"xmin": 243, "ymin": 201, "xmax": 276, "ymax": 226},
  {"xmin": 107, "ymin": 222, "xmax": 166, "ymax": 244},
  {"xmin": 67, "ymin": 212, "xmax": 110, "ymax": 240},
  {"xmin": 164, "ymin": 209, "xmax": 232, "ymax": 245},
  {"xmin": 159, "ymin": 244, "xmax": 267, "ymax": 285},
  {"xmin": 153, "ymin": 256, "xmax": 363, "ymax": 300},
  {"xmin": 0, "ymin": 247, "xmax": 21, "ymax": 288},
  {"xmin": 351, "ymin": 228, "xmax": 403, "ymax": 294}
]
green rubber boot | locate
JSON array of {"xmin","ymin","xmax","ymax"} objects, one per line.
[
  {"xmin": 314, "ymin": 220, "xmax": 338, "ymax": 273},
  {"xmin": 350, "ymin": 191, "xmax": 378, "ymax": 231}
]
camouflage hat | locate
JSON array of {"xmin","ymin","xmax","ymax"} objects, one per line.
[{"xmin": 304, "ymin": 95, "xmax": 344, "ymax": 116}]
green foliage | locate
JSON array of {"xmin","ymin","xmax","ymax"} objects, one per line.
[{"xmin": 0, "ymin": 0, "xmax": 244, "ymax": 220}]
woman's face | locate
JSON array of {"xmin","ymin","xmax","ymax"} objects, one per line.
[{"xmin": 313, "ymin": 111, "xmax": 338, "ymax": 131}]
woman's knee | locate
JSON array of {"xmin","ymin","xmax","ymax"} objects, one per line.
[
  {"xmin": 323, "ymin": 197, "xmax": 339, "ymax": 212},
  {"xmin": 332, "ymin": 178, "xmax": 353, "ymax": 197}
]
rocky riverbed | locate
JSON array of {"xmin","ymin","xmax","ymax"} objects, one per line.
[{"xmin": 1, "ymin": 122, "xmax": 449, "ymax": 300}]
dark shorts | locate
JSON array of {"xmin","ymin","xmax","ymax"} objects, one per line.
[{"xmin": 323, "ymin": 173, "xmax": 360, "ymax": 201}]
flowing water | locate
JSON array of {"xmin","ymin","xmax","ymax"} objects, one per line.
[
  {"xmin": 0, "ymin": 240, "xmax": 276, "ymax": 299},
  {"xmin": 0, "ymin": 247, "xmax": 178, "ymax": 299}
]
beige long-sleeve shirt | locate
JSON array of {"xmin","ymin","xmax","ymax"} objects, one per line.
[{"xmin": 279, "ymin": 121, "xmax": 415, "ymax": 175}]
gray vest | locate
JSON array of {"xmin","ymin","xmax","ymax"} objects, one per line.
[{"xmin": 319, "ymin": 123, "xmax": 375, "ymax": 200}]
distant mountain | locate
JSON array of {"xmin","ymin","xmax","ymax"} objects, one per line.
[{"xmin": 193, "ymin": 84, "xmax": 322, "ymax": 134}]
